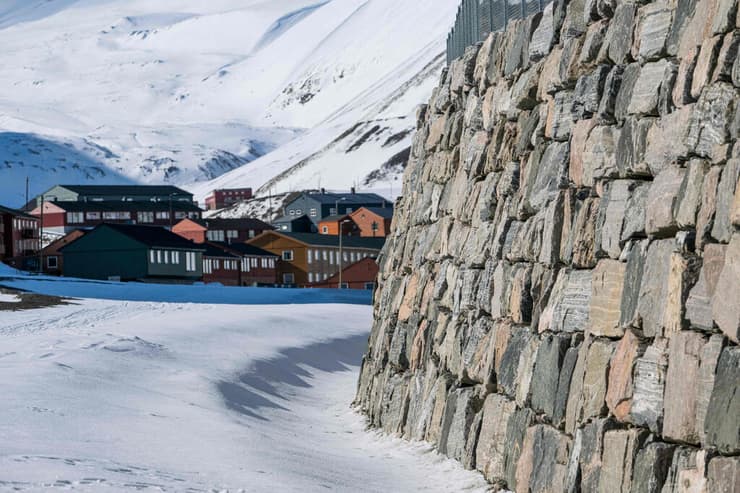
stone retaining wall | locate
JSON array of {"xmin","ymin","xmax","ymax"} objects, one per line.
[{"xmin": 354, "ymin": 0, "xmax": 739, "ymax": 491}]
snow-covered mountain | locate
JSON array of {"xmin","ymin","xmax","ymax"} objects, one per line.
[{"xmin": 0, "ymin": 0, "xmax": 458, "ymax": 207}]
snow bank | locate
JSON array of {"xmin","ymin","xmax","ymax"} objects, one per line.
[{"xmin": 0, "ymin": 275, "xmax": 372, "ymax": 305}]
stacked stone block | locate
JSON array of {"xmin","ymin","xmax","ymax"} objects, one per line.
[{"xmin": 355, "ymin": 0, "xmax": 740, "ymax": 491}]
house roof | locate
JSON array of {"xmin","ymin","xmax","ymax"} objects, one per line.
[
  {"xmin": 319, "ymin": 214, "xmax": 351, "ymax": 223},
  {"xmin": 357, "ymin": 206, "xmax": 394, "ymax": 219},
  {"xmin": 292, "ymin": 192, "xmax": 389, "ymax": 206},
  {"xmin": 202, "ymin": 242, "xmax": 240, "ymax": 259},
  {"xmin": 43, "ymin": 201, "xmax": 202, "ymax": 213},
  {"xmin": 191, "ymin": 217, "xmax": 273, "ymax": 231},
  {"xmin": 261, "ymin": 231, "xmax": 385, "ymax": 250},
  {"xmin": 212, "ymin": 242, "xmax": 277, "ymax": 258},
  {"xmin": 0, "ymin": 204, "xmax": 38, "ymax": 220},
  {"xmin": 56, "ymin": 185, "xmax": 192, "ymax": 196},
  {"xmin": 75, "ymin": 223, "xmax": 205, "ymax": 250}
]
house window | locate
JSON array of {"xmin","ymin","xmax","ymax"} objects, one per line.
[
  {"xmin": 163, "ymin": 251, "xmax": 169, "ymax": 264},
  {"xmin": 175, "ymin": 212, "xmax": 187, "ymax": 219},
  {"xmin": 251, "ymin": 258, "xmax": 258, "ymax": 268},
  {"xmin": 329, "ymin": 251, "xmax": 334, "ymax": 265},
  {"xmin": 282, "ymin": 250, "xmax": 294, "ymax": 261},
  {"xmin": 308, "ymin": 272, "xmax": 314, "ymax": 283},
  {"xmin": 321, "ymin": 226, "xmax": 328, "ymax": 234},
  {"xmin": 340, "ymin": 282, "xmax": 349, "ymax": 289},
  {"xmin": 207, "ymin": 230, "xmax": 225, "ymax": 242},
  {"xmin": 283, "ymin": 273, "xmax": 295, "ymax": 284},
  {"xmin": 322, "ymin": 250, "xmax": 327, "ymax": 261},
  {"xmin": 346, "ymin": 208, "xmax": 353, "ymax": 213},
  {"xmin": 204, "ymin": 259, "xmax": 212, "ymax": 274},
  {"xmin": 172, "ymin": 251, "xmax": 180, "ymax": 264},
  {"xmin": 364, "ymin": 282, "xmax": 375, "ymax": 290},
  {"xmin": 295, "ymin": 209, "xmax": 302, "ymax": 216},
  {"xmin": 156, "ymin": 211, "xmax": 169, "ymax": 220},
  {"xmin": 329, "ymin": 208, "xmax": 336, "ymax": 215},
  {"xmin": 309, "ymin": 208, "xmax": 317, "ymax": 217},
  {"xmin": 157, "ymin": 250, "xmax": 162, "ymax": 263},
  {"xmin": 150, "ymin": 250, "xmax": 156, "ymax": 263},
  {"xmin": 307, "ymin": 249, "xmax": 313, "ymax": 264},
  {"xmin": 249, "ymin": 229, "xmax": 255, "ymax": 238},
  {"xmin": 102, "ymin": 212, "xmax": 130, "ymax": 220},
  {"xmin": 185, "ymin": 252, "xmax": 197, "ymax": 272},
  {"xmin": 67, "ymin": 212, "xmax": 84, "ymax": 224},
  {"xmin": 351, "ymin": 252, "xmax": 356, "ymax": 262},
  {"xmin": 242, "ymin": 259, "xmax": 249, "ymax": 272},
  {"xmin": 227, "ymin": 230, "xmax": 238, "ymax": 240},
  {"xmin": 289, "ymin": 210, "xmax": 296, "ymax": 216},
  {"xmin": 47, "ymin": 256, "xmax": 58, "ymax": 269},
  {"xmin": 139, "ymin": 212, "xmax": 154, "ymax": 223},
  {"xmin": 86, "ymin": 212, "xmax": 101, "ymax": 220},
  {"xmin": 343, "ymin": 251, "xmax": 348, "ymax": 262}
]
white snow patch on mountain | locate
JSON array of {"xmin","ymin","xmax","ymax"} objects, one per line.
[{"xmin": 0, "ymin": 0, "xmax": 457, "ymax": 208}]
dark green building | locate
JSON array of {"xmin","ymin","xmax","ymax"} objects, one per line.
[{"xmin": 61, "ymin": 223, "xmax": 205, "ymax": 282}]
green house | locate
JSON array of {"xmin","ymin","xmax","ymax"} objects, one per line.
[{"xmin": 61, "ymin": 223, "xmax": 205, "ymax": 282}]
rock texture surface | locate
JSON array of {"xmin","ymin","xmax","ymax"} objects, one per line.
[{"xmin": 355, "ymin": 2, "xmax": 739, "ymax": 491}]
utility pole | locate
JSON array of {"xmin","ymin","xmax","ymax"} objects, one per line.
[
  {"xmin": 38, "ymin": 194, "xmax": 44, "ymax": 274},
  {"xmin": 338, "ymin": 219, "xmax": 351, "ymax": 289},
  {"xmin": 169, "ymin": 193, "xmax": 174, "ymax": 229}
]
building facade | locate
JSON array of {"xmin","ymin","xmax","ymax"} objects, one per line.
[
  {"xmin": 309, "ymin": 257, "xmax": 379, "ymax": 290},
  {"xmin": 349, "ymin": 207, "xmax": 394, "ymax": 237},
  {"xmin": 31, "ymin": 184, "xmax": 194, "ymax": 209},
  {"xmin": 173, "ymin": 217, "xmax": 273, "ymax": 244},
  {"xmin": 273, "ymin": 214, "xmax": 315, "ymax": 233},
  {"xmin": 60, "ymin": 224, "xmax": 205, "ymax": 282},
  {"xmin": 0, "ymin": 205, "xmax": 41, "ymax": 262},
  {"xmin": 32, "ymin": 201, "xmax": 203, "ymax": 236},
  {"xmin": 248, "ymin": 231, "xmax": 384, "ymax": 286},
  {"xmin": 204, "ymin": 188, "xmax": 253, "ymax": 210},
  {"xmin": 202, "ymin": 243, "xmax": 242, "ymax": 286},
  {"xmin": 282, "ymin": 190, "xmax": 390, "ymax": 227},
  {"xmin": 217, "ymin": 243, "xmax": 278, "ymax": 286}
]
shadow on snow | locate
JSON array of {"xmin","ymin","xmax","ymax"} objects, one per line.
[{"xmin": 218, "ymin": 333, "xmax": 369, "ymax": 421}]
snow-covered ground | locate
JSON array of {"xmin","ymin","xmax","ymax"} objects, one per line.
[
  {"xmin": 0, "ymin": 298, "xmax": 488, "ymax": 491},
  {"xmin": 0, "ymin": 0, "xmax": 458, "ymax": 208}
]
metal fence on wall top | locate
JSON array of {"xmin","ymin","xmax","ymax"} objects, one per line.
[{"xmin": 446, "ymin": 0, "xmax": 554, "ymax": 64}]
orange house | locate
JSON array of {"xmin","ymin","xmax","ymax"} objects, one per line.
[
  {"xmin": 317, "ymin": 215, "xmax": 359, "ymax": 236},
  {"xmin": 349, "ymin": 207, "xmax": 394, "ymax": 237}
]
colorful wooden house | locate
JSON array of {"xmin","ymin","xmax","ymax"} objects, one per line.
[{"xmin": 248, "ymin": 231, "xmax": 384, "ymax": 286}]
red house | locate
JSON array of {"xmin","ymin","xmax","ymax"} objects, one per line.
[
  {"xmin": 173, "ymin": 217, "xmax": 273, "ymax": 244},
  {"xmin": 216, "ymin": 242, "xmax": 278, "ymax": 286},
  {"xmin": 31, "ymin": 201, "xmax": 203, "ymax": 236},
  {"xmin": 1, "ymin": 204, "xmax": 41, "ymax": 264},
  {"xmin": 205, "ymin": 188, "xmax": 253, "ymax": 210},
  {"xmin": 202, "ymin": 243, "xmax": 242, "ymax": 286},
  {"xmin": 309, "ymin": 257, "xmax": 379, "ymax": 290}
]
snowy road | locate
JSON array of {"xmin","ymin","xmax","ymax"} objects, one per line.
[{"xmin": 0, "ymin": 299, "xmax": 487, "ymax": 492}]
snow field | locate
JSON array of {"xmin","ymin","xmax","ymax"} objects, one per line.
[{"xmin": 0, "ymin": 299, "xmax": 488, "ymax": 491}]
